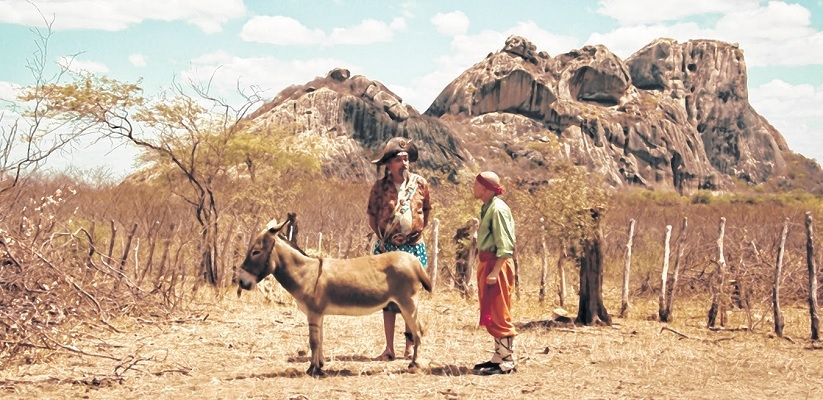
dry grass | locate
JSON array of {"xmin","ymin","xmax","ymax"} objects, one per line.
[{"xmin": 1, "ymin": 283, "xmax": 821, "ymax": 400}]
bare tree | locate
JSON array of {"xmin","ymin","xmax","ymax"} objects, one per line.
[
  {"xmin": 23, "ymin": 69, "xmax": 320, "ymax": 286},
  {"xmin": 1, "ymin": 16, "xmax": 91, "ymax": 194}
]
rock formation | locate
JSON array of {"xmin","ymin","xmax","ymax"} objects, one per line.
[
  {"xmin": 248, "ymin": 36, "xmax": 792, "ymax": 193},
  {"xmin": 248, "ymin": 68, "xmax": 466, "ymax": 182},
  {"xmin": 426, "ymin": 36, "xmax": 788, "ymax": 193}
]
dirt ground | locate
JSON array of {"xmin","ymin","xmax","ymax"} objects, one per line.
[{"xmin": 2, "ymin": 286, "xmax": 822, "ymax": 400}]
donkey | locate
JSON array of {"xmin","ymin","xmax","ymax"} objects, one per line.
[{"xmin": 237, "ymin": 217, "xmax": 433, "ymax": 376}]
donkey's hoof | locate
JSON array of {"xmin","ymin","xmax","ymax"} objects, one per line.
[
  {"xmin": 408, "ymin": 361, "xmax": 419, "ymax": 369},
  {"xmin": 306, "ymin": 365, "xmax": 325, "ymax": 377}
]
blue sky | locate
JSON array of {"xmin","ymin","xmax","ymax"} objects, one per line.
[{"xmin": 1, "ymin": 0, "xmax": 822, "ymax": 180}]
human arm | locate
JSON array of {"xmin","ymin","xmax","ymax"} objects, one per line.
[{"xmin": 485, "ymin": 256, "xmax": 510, "ymax": 285}]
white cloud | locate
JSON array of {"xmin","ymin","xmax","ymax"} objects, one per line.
[
  {"xmin": 587, "ymin": 22, "xmax": 708, "ymax": 59},
  {"xmin": 0, "ymin": 81, "xmax": 21, "ymax": 102},
  {"xmin": 400, "ymin": 20, "xmax": 579, "ymax": 110},
  {"xmin": 505, "ymin": 21, "xmax": 580, "ymax": 56},
  {"xmin": 596, "ymin": 0, "xmax": 760, "ymax": 25},
  {"xmin": 749, "ymin": 79, "xmax": 823, "ymax": 162},
  {"xmin": 398, "ymin": 29, "xmax": 503, "ymax": 110},
  {"xmin": 431, "ymin": 11, "xmax": 470, "ymax": 36},
  {"xmin": 129, "ymin": 54, "xmax": 147, "ymax": 68},
  {"xmin": 590, "ymin": 2, "xmax": 823, "ymax": 66},
  {"xmin": 401, "ymin": 1, "xmax": 416, "ymax": 18},
  {"xmin": 712, "ymin": 2, "xmax": 823, "ymax": 67},
  {"xmin": 182, "ymin": 51, "xmax": 358, "ymax": 103},
  {"xmin": 241, "ymin": 15, "xmax": 406, "ymax": 46},
  {"xmin": 58, "ymin": 56, "xmax": 109, "ymax": 74},
  {"xmin": 0, "ymin": 0, "xmax": 245, "ymax": 33},
  {"xmin": 240, "ymin": 16, "xmax": 326, "ymax": 45},
  {"xmin": 330, "ymin": 18, "xmax": 405, "ymax": 45}
]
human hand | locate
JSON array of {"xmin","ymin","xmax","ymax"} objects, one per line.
[{"xmin": 485, "ymin": 274, "xmax": 498, "ymax": 285}]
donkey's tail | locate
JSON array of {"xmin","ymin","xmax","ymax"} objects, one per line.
[{"xmin": 417, "ymin": 260, "xmax": 433, "ymax": 292}]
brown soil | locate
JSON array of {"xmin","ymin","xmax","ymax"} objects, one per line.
[{"xmin": 2, "ymin": 288, "xmax": 822, "ymax": 400}]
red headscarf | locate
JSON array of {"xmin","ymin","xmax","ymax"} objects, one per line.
[{"xmin": 476, "ymin": 174, "xmax": 504, "ymax": 195}]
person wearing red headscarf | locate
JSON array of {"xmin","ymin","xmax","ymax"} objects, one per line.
[{"xmin": 471, "ymin": 170, "xmax": 517, "ymax": 375}]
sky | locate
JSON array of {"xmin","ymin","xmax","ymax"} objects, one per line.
[{"xmin": 1, "ymin": 0, "xmax": 822, "ymax": 180}]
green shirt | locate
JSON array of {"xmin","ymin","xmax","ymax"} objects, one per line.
[{"xmin": 478, "ymin": 196, "xmax": 515, "ymax": 258}]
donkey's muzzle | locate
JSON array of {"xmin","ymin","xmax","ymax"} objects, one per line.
[{"xmin": 237, "ymin": 269, "xmax": 257, "ymax": 291}]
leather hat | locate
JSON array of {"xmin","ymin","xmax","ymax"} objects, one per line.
[{"xmin": 371, "ymin": 137, "xmax": 418, "ymax": 165}]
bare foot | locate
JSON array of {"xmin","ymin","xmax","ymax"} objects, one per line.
[{"xmin": 373, "ymin": 350, "xmax": 395, "ymax": 362}]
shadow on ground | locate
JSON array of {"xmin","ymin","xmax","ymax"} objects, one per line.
[{"xmin": 226, "ymin": 354, "xmax": 473, "ymax": 380}]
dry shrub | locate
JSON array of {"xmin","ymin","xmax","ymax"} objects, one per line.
[
  {"xmin": 3, "ymin": 169, "xmax": 823, "ymax": 373},
  {"xmin": 0, "ymin": 175, "xmax": 203, "ymax": 368}
]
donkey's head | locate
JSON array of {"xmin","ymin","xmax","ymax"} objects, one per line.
[{"xmin": 237, "ymin": 218, "xmax": 289, "ymax": 291}]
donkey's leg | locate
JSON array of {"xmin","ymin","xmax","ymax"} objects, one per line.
[
  {"xmin": 306, "ymin": 313, "xmax": 325, "ymax": 376},
  {"xmin": 395, "ymin": 297, "xmax": 423, "ymax": 368}
]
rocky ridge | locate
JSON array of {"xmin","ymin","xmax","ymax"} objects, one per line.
[{"xmin": 249, "ymin": 36, "xmax": 791, "ymax": 193}]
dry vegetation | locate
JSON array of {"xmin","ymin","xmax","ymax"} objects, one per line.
[
  {"xmin": 3, "ymin": 21, "xmax": 823, "ymax": 399},
  {"xmin": 2, "ymin": 171, "xmax": 823, "ymax": 399},
  {"xmin": 1, "ymin": 286, "xmax": 822, "ymax": 400}
]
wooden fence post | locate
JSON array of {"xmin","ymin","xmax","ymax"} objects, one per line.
[
  {"xmin": 658, "ymin": 225, "xmax": 672, "ymax": 321},
  {"xmin": 468, "ymin": 218, "xmax": 478, "ymax": 298},
  {"xmin": 663, "ymin": 217, "xmax": 688, "ymax": 322},
  {"xmin": 620, "ymin": 219, "xmax": 635, "ymax": 318},
  {"xmin": 805, "ymin": 212, "xmax": 820, "ymax": 341},
  {"xmin": 514, "ymin": 253, "xmax": 521, "ymax": 300},
  {"xmin": 558, "ymin": 245, "xmax": 567, "ymax": 308},
  {"xmin": 773, "ymin": 217, "xmax": 789, "ymax": 337},
  {"xmin": 708, "ymin": 217, "xmax": 728, "ymax": 328},
  {"xmin": 429, "ymin": 218, "xmax": 439, "ymax": 291},
  {"xmin": 539, "ymin": 238, "xmax": 548, "ymax": 303}
]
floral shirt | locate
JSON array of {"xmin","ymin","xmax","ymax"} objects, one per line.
[{"xmin": 367, "ymin": 172, "xmax": 431, "ymax": 246}]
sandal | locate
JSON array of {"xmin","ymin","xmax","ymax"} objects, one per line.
[{"xmin": 472, "ymin": 361, "xmax": 498, "ymax": 371}]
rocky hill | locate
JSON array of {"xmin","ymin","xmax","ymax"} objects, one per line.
[{"xmin": 248, "ymin": 35, "xmax": 795, "ymax": 193}]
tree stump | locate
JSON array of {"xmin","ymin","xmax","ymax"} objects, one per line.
[{"xmin": 575, "ymin": 208, "xmax": 612, "ymax": 326}]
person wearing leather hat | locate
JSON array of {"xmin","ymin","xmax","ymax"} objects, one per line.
[{"xmin": 366, "ymin": 137, "xmax": 431, "ymax": 361}]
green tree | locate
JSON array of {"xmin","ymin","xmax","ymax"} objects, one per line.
[
  {"xmin": 512, "ymin": 161, "xmax": 612, "ymax": 325},
  {"xmin": 22, "ymin": 73, "xmax": 320, "ymax": 286}
]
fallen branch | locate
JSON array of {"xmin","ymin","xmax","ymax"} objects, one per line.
[{"xmin": 660, "ymin": 326, "xmax": 690, "ymax": 339}]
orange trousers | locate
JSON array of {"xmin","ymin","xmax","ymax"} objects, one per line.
[{"xmin": 477, "ymin": 252, "xmax": 517, "ymax": 338}]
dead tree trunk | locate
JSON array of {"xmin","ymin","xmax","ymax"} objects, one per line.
[
  {"xmin": 558, "ymin": 245, "xmax": 568, "ymax": 308},
  {"xmin": 773, "ymin": 217, "xmax": 788, "ymax": 337},
  {"xmin": 662, "ymin": 217, "xmax": 688, "ymax": 322},
  {"xmin": 453, "ymin": 218, "xmax": 478, "ymax": 297},
  {"xmin": 575, "ymin": 209, "xmax": 612, "ymax": 326},
  {"xmin": 107, "ymin": 219, "xmax": 117, "ymax": 261},
  {"xmin": 708, "ymin": 217, "xmax": 728, "ymax": 328},
  {"xmin": 429, "ymin": 218, "xmax": 440, "ymax": 291},
  {"xmin": 805, "ymin": 212, "xmax": 820, "ymax": 341},
  {"xmin": 658, "ymin": 225, "xmax": 672, "ymax": 321},
  {"xmin": 115, "ymin": 223, "xmax": 138, "ymax": 290},
  {"xmin": 620, "ymin": 219, "xmax": 635, "ymax": 318}
]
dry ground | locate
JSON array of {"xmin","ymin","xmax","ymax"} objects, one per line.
[{"xmin": 1, "ymin": 284, "xmax": 822, "ymax": 400}]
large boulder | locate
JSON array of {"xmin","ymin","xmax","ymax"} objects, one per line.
[
  {"xmin": 247, "ymin": 70, "xmax": 467, "ymax": 181},
  {"xmin": 245, "ymin": 36, "xmax": 793, "ymax": 194}
]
